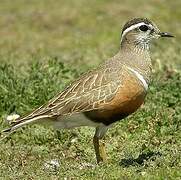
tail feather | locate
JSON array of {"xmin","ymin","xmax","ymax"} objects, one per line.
[
  {"xmin": 0, "ymin": 115, "xmax": 52, "ymax": 141},
  {"xmin": 0, "ymin": 127, "xmax": 14, "ymax": 141}
]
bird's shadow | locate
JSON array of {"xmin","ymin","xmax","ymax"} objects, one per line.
[{"xmin": 119, "ymin": 151, "xmax": 161, "ymax": 167}]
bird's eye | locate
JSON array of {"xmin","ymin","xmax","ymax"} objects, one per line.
[{"xmin": 139, "ymin": 25, "xmax": 149, "ymax": 31}]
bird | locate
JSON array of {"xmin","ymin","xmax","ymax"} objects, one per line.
[{"xmin": 0, "ymin": 18, "xmax": 174, "ymax": 163}]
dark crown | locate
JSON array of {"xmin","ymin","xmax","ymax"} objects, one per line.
[{"xmin": 121, "ymin": 18, "xmax": 153, "ymax": 34}]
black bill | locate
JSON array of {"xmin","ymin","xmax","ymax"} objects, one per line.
[{"xmin": 159, "ymin": 32, "xmax": 174, "ymax": 38}]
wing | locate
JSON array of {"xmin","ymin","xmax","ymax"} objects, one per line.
[{"xmin": 12, "ymin": 67, "xmax": 122, "ymax": 124}]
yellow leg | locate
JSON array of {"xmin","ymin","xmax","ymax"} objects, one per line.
[{"xmin": 93, "ymin": 136, "xmax": 107, "ymax": 163}]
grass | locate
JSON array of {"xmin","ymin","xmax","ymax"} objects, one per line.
[{"xmin": 0, "ymin": 0, "xmax": 181, "ymax": 179}]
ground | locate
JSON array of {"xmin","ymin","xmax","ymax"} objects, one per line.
[{"xmin": 0, "ymin": 0, "xmax": 180, "ymax": 179}]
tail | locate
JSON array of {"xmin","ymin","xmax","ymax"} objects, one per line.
[{"xmin": 0, "ymin": 115, "xmax": 51, "ymax": 141}]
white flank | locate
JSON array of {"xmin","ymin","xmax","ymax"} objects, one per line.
[
  {"xmin": 121, "ymin": 22, "xmax": 153, "ymax": 41},
  {"xmin": 127, "ymin": 67, "xmax": 148, "ymax": 90},
  {"xmin": 55, "ymin": 113, "xmax": 98, "ymax": 129}
]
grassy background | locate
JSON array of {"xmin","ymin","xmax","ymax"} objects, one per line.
[{"xmin": 0, "ymin": 0, "xmax": 180, "ymax": 179}]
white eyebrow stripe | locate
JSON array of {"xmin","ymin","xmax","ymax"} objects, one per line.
[
  {"xmin": 126, "ymin": 66, "xmax": 148, "ymax": 90},
  {"xmin": 121, "ymin": 22, "xmax": 153, "ymax": 40}
]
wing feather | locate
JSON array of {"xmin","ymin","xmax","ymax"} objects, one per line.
[{"xmin": 12, "ymin": 67, "xmax": 122, "ymax": 124}]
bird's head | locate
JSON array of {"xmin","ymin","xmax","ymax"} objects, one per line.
[{"xmin": 120, "ymin": 18, "xmax": 174, "ymax": 50}]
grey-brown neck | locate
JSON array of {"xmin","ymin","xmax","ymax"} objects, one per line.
[
  {"xmin": 120, "ymin": 38, "xmax": 152, "ymax": 83},
  {"xmin": 121, "ymin": 35, "xmax": 150, "ymax": 51}
]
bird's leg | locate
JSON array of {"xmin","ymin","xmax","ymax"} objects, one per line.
[
  {"xmin": 93, "ymin": 126, "xmax": 108, "ymax": 163},
  {"xmin": 93, "ymin": 136, "xmax": 107, "ymax": 163}
]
